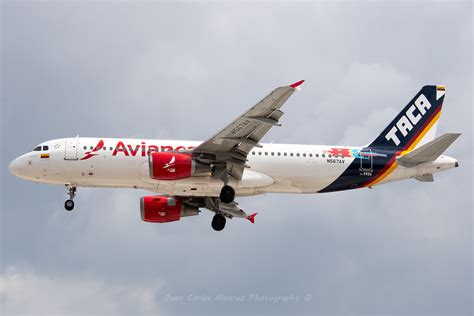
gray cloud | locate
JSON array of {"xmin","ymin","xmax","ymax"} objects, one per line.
[
  {"xmin": 1, "ymin": 1, "xmax": 472, "ymax": 315},
  {"xmin": 0, "ymin": 266, "xmax": 161, "ymax": 315}
]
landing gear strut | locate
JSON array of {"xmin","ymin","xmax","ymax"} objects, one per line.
[
  {"xmin": 219, "ymin": 185, "xmax": 235, "ymax": 204},
  {"xmin": 211, "ymin": 214, "xmax": 226, "ymax": 231},
  {"xmin": 64, "ymin": 185, "xmax": 76, "ymax": 211}
]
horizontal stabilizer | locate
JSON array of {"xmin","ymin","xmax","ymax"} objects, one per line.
[
  {"xmin": 415, "ymin": 174, "xmax": 434, "ymax": 182},
  {"xmin": 397, "ymin": 133, "xmax": 461, "ymax": 167}
]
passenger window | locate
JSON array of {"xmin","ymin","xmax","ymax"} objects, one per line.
[
  {"xmin": 309, "ymin": 153, "xmax": 313, "ymax": 157},
  {"xmin": 322, "ymin": 154, "xmax": 325, "ymax": 158},
  {"xmin": 316, "ymin": 153, "xmax": 319, "ymax": 157},
  {"xmin": 277, "ymin": 152, "xmax": 281, "ymax": 156},
  {"xmin": 252, "ymin": 152, "xmax": 255, "ymax": 155},
  {"xmin": 290, "ymin": 153, "xmax": 294, "ymax": 157},
  {"xmin": 297, "ymin": 153, "xmax": 300, "ymax": 157},
  {"xmin": 328, "ymin": 154, "xmax": 332, "ymax": 158},
  {"xmin": 265, "ymin": 152, "xmax": 268, "ymax": 155},
  {"xmin": 303, "ymin": 153, "xmax": 306, "ymax": 157},
  {"xmin": 103, "ymin": 147, "xmax": 106, "ymax": 150},
  {"xmin": 258, "ymin": 152, "xmax": 262, "ymax": 155},
  {"xmin": 90, "ymin": 146, "xmax": 93, "ymax": 150},
  {"xmin": 109, "ymin": 147, "xmax": 113, "ymax": 151},
  {"xmin": 271, "ymin": 152, "xmax": 274, "ymax": 156},
  {"xmin": 284, "ymin": 153, "xmax": 287, "ymax": 156},
  {"xmin": 83, "ymin": 146, "xmax": 87, "ymax": 150}
]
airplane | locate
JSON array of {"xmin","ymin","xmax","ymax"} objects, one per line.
[{"xmin": 9, "ymin": 81, "xmax": 461, "ymax": 231}]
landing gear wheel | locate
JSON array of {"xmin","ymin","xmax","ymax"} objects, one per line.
[
  {"xmin": 211, "ymin": 214, "xmax": 226, "ymax": 231},
  {"xmin": 65, "ymin": 185, "xmax": 77, "ymax": 211},
  {"xmin": 219, "ymin": 185, "xmax": 235, "ymax": 204},
  {"xmin": 64, "ymin": 199, "xmax": 74, "ymax": 211}
]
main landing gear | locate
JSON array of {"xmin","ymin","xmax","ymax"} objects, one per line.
[
  {"xmin": 213, "ymin": 184, "xmax": 234, "ymax": 231},
  {"xmin": 211, "ymin": 214, "xmax": 226, "ymax": 231},
  {"xmin": 219, "ymin": 185, "xmax": 235, "ymax": 204},
  {"xmin": 64, "ymin": 185, "xmax": 76, "ymax": 211}
]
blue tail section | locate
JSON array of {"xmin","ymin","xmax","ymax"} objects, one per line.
[
  {"xmin": 369, "ymin": 85, "xmax": 444, "ymax": 150},
  {"xmin": 319, "ymin": 85, "xmax": 446, "ymax": 193}
]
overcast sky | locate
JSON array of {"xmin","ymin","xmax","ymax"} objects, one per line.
[{"xmin": 1, "ymin": 1, "xmax": 472, "ymax": 315}]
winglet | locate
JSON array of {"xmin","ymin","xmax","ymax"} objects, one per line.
[
  {"xmin": 290, "ymin": 80, "xmax": 305, "ymax": 88},
  {"xmin": 246, "ymin": 212, "xmax": 257, "ymax": 224}
]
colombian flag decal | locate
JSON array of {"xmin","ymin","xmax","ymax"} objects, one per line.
[{"xmin": 40, "ymin": 154, "xmax": 50, "ymax": 159}]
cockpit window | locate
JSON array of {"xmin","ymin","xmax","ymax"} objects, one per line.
[
  {"xmin": 33, "ymin": 146, "xmax": 41, "ymax": 151},
  {"xmin": 42, "ymin": 145, "xmax": 49, "ymax": 151}
]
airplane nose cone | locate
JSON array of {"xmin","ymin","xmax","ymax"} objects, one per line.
[{"xmin": 9, "ymin": 157, "xmax": 23, "ymax": 177}]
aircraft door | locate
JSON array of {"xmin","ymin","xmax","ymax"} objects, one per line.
[
  {"xmin": 64, "ymin": 137, "xmax": 78, "ymax": 160},
  {"xmin": 359, "ymin": 148, "xmax": 373, "ymax": 171}
]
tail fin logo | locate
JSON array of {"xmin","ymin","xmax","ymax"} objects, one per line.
[
  {"xmin": 80, "ymin": 139, "xmax": 104, "ymax": 160},
  {"xmin": 385, "ymin": 94, "xmax": 431, "ymax": 146},
  {"xmin": 163, "ymin": 156, "xmax": 176, "ymax": 173}
]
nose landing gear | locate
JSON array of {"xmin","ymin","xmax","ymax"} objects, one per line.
[
  {"xmin": 64, "ymin": 199, "xmax": 74, "ymax": 211},
  {"xmin": 64, "ymin": 185, "xmax": 76, "ymax": 211}
]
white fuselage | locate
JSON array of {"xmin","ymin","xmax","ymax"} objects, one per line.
[{"xmin": 9, "ymin": 137, "xmax": 458, "ymax": 196}]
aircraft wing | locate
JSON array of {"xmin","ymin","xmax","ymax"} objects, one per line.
[
  {"xmin": 203, "ymin": 197, "xmax": 257, "ymax": 223},
  {"xmin": 192, "ymin": 80, "xmax": 304, "ymax": 180}
]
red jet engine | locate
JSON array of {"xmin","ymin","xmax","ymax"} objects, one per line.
[
  {"xmin": 149, "ymin": 152, "xmax": 208, "ymax": 180},
  {"xmin": 140, "ymin": 196, "xmax": 199, "ymax": 223}
]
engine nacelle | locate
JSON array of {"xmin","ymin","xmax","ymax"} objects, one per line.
[
  {"xmin": 140, "ymin": 196, "xmax": 199, "ymax": 223},
  {"xmin": 149, "ymin": 152, "xmax": 208, "ymax": 180}
]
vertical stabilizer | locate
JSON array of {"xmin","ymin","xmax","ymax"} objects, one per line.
[{"xmin": 368, "ymin": 85, "xmax": 445, "ymax": 151}]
